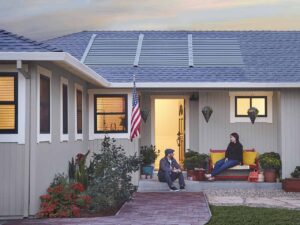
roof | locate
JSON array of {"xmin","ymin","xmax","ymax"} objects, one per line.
[
  {"xmin": 45, "ymin": 31, "xmax": 300, "ymax": 84},
  {"xmin": 0, "ymin": 29, "xmax": 61, "ymax": 52}
]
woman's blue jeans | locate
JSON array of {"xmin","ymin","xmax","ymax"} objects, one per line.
[{"xmin": 211, "ymin": 158, "xmax": 240, "ymax": 177}]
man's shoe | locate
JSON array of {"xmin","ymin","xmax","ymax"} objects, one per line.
[
  {"xmin": 170, "ymin": 186, "xmax": 179, "ymax": 192},
  {"xmin": 180, "ymin": 186, "xmax": 186, "ymax": 191},
  {"xmin": 205, "ymin": 174, "xmax": 212, "ymax": 179}
]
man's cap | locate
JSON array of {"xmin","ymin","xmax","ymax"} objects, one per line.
[{"xmin": 165, "ymin": 149, "xmax": 175, "ymax": 156}]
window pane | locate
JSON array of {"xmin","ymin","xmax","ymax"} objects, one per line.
[
  {"xmin": 0, "ymin": 76, "xmax": 14, "ymax": 101},
  {"xmin": 252, "ymin": 97, "xmax": 266, "ymax": 116},
  {"xmin": 40, "ymin": 75, "xmax": 50, "ymax": 133},
  {"xmin": 76, "ymin": 90, "xmax": 82, "ymax": 134},
  {"xmin": 0, "ymin": 105, "xmax": 15, "ymax": 130},
  {"xmin": 96, "ymin": 97, "xmax": 125, "ymax": 113},
  {"xmin": 236, "ymin": 98, "xmax": 250, "ymax": 116},
  {"xmin": 96, "ymin": 114, "xmax": 126, "ymax": 132},
  {"xmin": 62, "ymin": 84, "xmax": 68, "ymax": 134}
]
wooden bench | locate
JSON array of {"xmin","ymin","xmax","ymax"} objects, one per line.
[{"xmin": 208, "ymin": 149, "xmax": 259, "ymax": 181}]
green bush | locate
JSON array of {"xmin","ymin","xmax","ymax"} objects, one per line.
[
  {"xmin": 87, "ymin": 137, "xmax": 141, "ymax": 211},
  {"xmin": 258, "ymin": 152, "xmax": 281, "ymax": 171},
  {"xmin": 68, "ymin": 151, "xmax": 90, "ymax": 188},
  {"xmin": 184, "ymin": 150, "xmax": 208, "ymax": 170},
  {"xmin": 291, "ymin": 166, "xmax": 300, "ymax": 178},
  {"xmin": 140, "ymin": 145, "xmax": 160, "ymax": 165}
]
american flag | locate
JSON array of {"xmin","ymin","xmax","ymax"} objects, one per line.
[{"xmin": 130, "ymin": 76, "xmax": 142, "ymax": 141}]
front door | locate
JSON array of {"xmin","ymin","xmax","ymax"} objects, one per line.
[{"xmin": 154, "ymin": 98, "xmax": 185, "ymax": 169}]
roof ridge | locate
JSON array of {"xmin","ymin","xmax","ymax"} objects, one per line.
[
  {"xmin": 44, "ymin": 30, "xmax": 91, "ymax": 42},
  {"xmin": 0, "ymin": 29, "xmax": 62, "ymax": 52}
]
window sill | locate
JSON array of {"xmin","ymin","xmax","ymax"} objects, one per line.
[{"xmin": 37, "ymin": 134, "xmax": 51, "ymax": 143}]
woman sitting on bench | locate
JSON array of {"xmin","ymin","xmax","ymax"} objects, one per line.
[{"xmin": 205, "ymin": 132, "xmax": 243, "ymax": 181}]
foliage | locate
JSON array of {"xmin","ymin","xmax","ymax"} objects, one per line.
[
  {"xmin": 68, "ymin": 151, "xmax": 90, "ymax": 188},
  {"xmin": 37, "ymin": 174, "xmax": 91, "ymax": 218},
  {"xmin": 184, "ymin": 150, "xmax": 209, "ymax": 170},
  {"xmin": 291, "ymin": 166, "xmax": 300, "ymax": 178},
  {"xmin": 87, "ymin": 136, "xmax": 141, "ymax": 211},
  {"xmin": 208, "ymin": 205, "xmax": 300, "ymax": 225},
  {"xmin": 140, "ymin": 145, "xmax": 160, "ymax": 165},
  {"xmin": 258, "ymin": 152, "xmax": 281, "ymax": 171}
]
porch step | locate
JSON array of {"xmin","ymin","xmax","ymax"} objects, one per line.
[{"xmin": 138, "ymin": 179, "xmax": 282, "ymax": 192}]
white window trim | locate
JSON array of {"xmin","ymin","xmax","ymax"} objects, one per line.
[
  {"xmin": 75, "ymin": 83, "xmax": 83, "ymax": 141},
  {"xmin": 37, "ymin": 66, "xmax": 52, "ymax": 143},
  {"xmin": 229, "ymin": 91, "xmax": 273, "ymax": 123},
  {"xmin": 0, "ymin": 65, "xmax": 26, "ymax": 144},
  {"xmin": 88, "ymin": 89, "xmax": 132, "ymax": 140},
  {"xmin": 60, "ymin": 77, "xmax": 69, "ymax": 142}
]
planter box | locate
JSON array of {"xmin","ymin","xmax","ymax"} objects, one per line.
[{"xmin": 282, "ymin": 178, "xmax": 300, "ymax": 192}]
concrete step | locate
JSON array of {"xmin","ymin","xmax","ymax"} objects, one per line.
[{"xmin": 138, "ymin": 179, "xmax": 282, "ymax": 192}]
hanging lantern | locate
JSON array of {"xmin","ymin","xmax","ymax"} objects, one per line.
[
  {"xmin": 248, "ymin": 107, "xmax": 259, "ymax": 124},
  {"xmin": 202, "ymin": 106, "xmax": 213, "ymax": 123}
]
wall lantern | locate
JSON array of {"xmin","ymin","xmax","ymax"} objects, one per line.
[
  {"xmin": 189, "ymin": 93, "xmax": 199, "ymax": 101},
  {"xmin": 248, "ymin": 107, "xmax": 259, "ymax": 124},
  {"xmin": 202, "ymin": 106, "xmax": 213, "ymax": 123}
]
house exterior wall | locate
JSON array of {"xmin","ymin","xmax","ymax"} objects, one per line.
[
  {"xmin": 279, "ymin": 89, "xmax": 300, "ymax": 178},
  {"xmin": 27, "ymin": 62, "xmax": 90, "ymax": 215}
]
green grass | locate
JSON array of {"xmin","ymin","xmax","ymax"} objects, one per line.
[{"xmin": 207, "ymin": 205, "xmax": 300, "ymax": 225}]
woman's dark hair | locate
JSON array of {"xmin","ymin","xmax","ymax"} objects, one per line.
[{"xmin": 230, "ymin": 132, "xmax": 240, "ymax": 143}]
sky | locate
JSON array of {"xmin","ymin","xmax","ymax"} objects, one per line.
[{"xmin": 1, "ymin": 0, "xmax": 300, "ymax": 41}]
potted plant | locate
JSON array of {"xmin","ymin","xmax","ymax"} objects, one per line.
[
  {"xmin": 258, "ymin": 152, "xmax": 281, "ymax": 182},
  {"xmin": 140, "ymin": 145, "xmax": 160, "ymax": 178},
  {"xmin": 184, "ymin": 150, "xmax": 208, "ymax": 181},
  {"xmin": 283, "ymin": 166, "xmax": 300, "ymax": 192}
]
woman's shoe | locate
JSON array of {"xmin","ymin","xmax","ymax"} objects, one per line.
[
  {"xmin": 208, "ymin": 177, "xmax": 215, "ymax": 182},
  {"xmin": 205, "ymin": 174, "xmax": 212, "ymax": 179}
]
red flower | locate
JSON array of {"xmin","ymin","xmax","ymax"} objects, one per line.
[
  {"xmin": 71, "ymin": 182, "xmax": 85, "ymax": 192},
  {"xmin": 47, "ymin": 187, "xmax": 53, "ymax": 193},
  {"xmin": 71, "ymin": 205, "xmax": 80, "ymax": 217},
  {"xmin": 76, "ymin": 153, "xmax": 85, "ymax": 163},
  {"xmin": 54, "ymin": 185, "xmax": 64, "ymax": 194},
  {"xmin": 40, "ymin": 194, "xmax": 51, "ymax": 201}
]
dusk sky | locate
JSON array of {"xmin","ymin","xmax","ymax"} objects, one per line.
[{"xmin": 1, "ymin": 0, "xmax": 300, "ymax": 41}]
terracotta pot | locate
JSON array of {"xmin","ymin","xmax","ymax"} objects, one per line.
[
  {"xmin": 187, "ymin": 170, "xmax": 197, "ymax": 181},
  {"xmin": 263, "ymin": 169, "xmax": 277, "ymax": 182},
  {"xmin": 194, "ymin": 169, "xmax": 206, "ymax": 181},
  {"xmin": 282, "ymin": 178, "xmax": 300, "ymax": 192}
]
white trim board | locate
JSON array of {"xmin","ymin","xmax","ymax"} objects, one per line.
[
  {"xmin": 37, "ymin": 66, "xmax": 52, "ymax": 143},
  {"xmin": 60, "ymin": 77, "xmax": 69, "ymax": 142}
]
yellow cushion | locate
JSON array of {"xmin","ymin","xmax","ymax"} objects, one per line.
[
  {"xmin": 211, "ymin": 152, "xmax": 225, "ymax": 165},
  {"xmin": 243, "ymin": 151, "xmax": 257, "ymax": 165}
]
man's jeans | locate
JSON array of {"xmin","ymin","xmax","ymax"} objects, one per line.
[
  {"xmin": 158, "ymin": 171, "xmax": 185, "ymax": 188},
  {"xmin": 211, "ymin": 158, "xmax": 240, "ymax": 177}
]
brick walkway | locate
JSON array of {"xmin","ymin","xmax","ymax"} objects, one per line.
[{"xmin": 6, "ymin": 192, "xmax": 211, "ymax": 225}]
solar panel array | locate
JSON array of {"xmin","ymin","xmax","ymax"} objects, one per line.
[{"xmin": 84, "ymin": 34, "xmax": 244, "ymax": 67}]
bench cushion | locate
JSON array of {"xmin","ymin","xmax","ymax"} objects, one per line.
[
  {"xmin": 210, "ymin": 152, "xmax": 225, "ymax": 165},
  {"xmin": 213, "ymin": 165, "xmax": 250, "ymax": 170},
  {"xmin": 243, "ymin": 151, "xmax": 257, "ymax": 165}
]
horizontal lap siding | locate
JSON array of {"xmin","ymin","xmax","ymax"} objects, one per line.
[
  {"xmin": 0, "ymin": 144, "xmax": 24, "ymax": 217},
  {"xmin": 279, "ymin": 90, "xmax": 300, "ymax": 178},
  {"xmin": 198, "ymin": 91, "xmax": 278, "ymax": 154}
]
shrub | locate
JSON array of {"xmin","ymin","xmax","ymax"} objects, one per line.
[
  {"xmin": 140, "ymin": 145, "xmax": 160, "ymax": 165},
  {"xmin": 291, "ymin": 166, "xmax": 300, "ymax": 178},
  {"xmin": 87, "ymin": 137, "xmax": 140, "ymax": 211},
  {"xmin": 258, "ymin": 152, "xmax": 281, "ymax": 171},
  {"xmin": 37, "ymin": 174, "xmax": 91, "ymax": 218},
  {"xmin": 68, "ymin": 151, "xmax": 90, "ymax": 188},
  {"xmin": 184, "ymin": 150, "xmax": 208, "ymax": 170}
]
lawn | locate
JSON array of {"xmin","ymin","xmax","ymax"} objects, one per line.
[{"xmin": 207, "ymin": 205, "xmax": 300, "ymax": 225}]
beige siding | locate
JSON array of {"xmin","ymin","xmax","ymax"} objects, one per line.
[
  {"xmin": 29, "ymin": 62, "xmax": 90, "ymax": 215},
  {"xmin": 198, "ymin": 91, "xmax": 279, "ymax": 154},
  {"xmin": 279, "ymin": 89, "xmax": 300, "ymax": 178}
]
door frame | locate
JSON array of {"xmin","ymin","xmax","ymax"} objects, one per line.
[{"xmin": 150, "ymin": 95, "xmax": 190, "ymax": 152}]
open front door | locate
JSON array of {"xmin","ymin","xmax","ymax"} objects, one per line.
[{"xmin": 154, "ymin": 98, "xmax": 185, "ymax": 169}]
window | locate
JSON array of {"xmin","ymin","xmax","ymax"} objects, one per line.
[
  {"xmin": 94, "ymin": 95, "xmax": 128, "ymax": 133},
  {"xmin": 75, "ymin": 84, "xmax": 83, "ymax": 140},
  {"xmin": 40, "ymin": 75, "xmax": 51, "ymax": 133},
  {"xmin": 0, "ymin": 73, "xmax": 18, "ymax": 133},
  {"xmin": 235, "ymin": 96, "xmax": 267, "ymax": 117},
  {"xmin": 60, "ymin": 77, "xmax": 68, "ymax": 142},
  {"xmin": 229, "ymin": 92, "xmax": 273, "ymax": 123}
]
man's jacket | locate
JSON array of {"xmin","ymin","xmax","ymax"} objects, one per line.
[{"xmin": 158, "ymin": 157, "xmax": 180, "ymax": 177}]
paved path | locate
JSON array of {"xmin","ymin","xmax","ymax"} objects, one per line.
[{"xmin": 6, "ymin": 192, "xmax": 211, "ymax": 225}]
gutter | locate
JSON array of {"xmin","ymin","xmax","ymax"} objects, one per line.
[{"xmin": 0, "ymin": 52, "xmax": 111, "ymax": 87}]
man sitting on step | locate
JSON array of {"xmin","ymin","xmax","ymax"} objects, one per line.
[{"xmin": 157, "ymin": 149, "xmax": 185, "ymax": 191}]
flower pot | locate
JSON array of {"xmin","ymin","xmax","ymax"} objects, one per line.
[
  {"xmin": 282, "ymin": 178, "xmax": 300, "ymax": 192},
  {"xmin": 195, "ymin": 168, "xmax": 206, "ymax": 181},
  {"xmin": 187, "ymin": 170, "xmax": 197, "ymax": 181},
  {"xmin": 142, "ymin": 165, "xmax": 154, "ymax": 176},
  {"xmin": 263, "ymin": 169, "xmax": 277, "ymax": 182}
]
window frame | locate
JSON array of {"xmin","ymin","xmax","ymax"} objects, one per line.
[
  {"xmin": 37, "ymin": 66, "xmax": 52, "ymax": 143},
  {"xmin": 229, "ymin": 91, "xmax": 273, "ymax": 123},
  {"xmin": 0, "ymin": 72, "xmax": 18, "ymax": 134},
  {"xmin": 74, "ymin": 83, "xmax": 83, "ymax": 141},
  {"xmin": 60, "ymin": 77, "xmax": 69, "ymax": 142},
  {"xmin": 93, "ymin": 94, "xmax": 128, "ymax": 134},
  {"xmin": 235, "ymin": 96, "xmax": 268, "ymax": 118}
]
